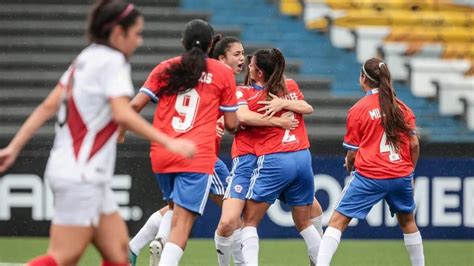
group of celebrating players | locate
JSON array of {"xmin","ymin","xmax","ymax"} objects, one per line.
[{"xmin": 0, "ymin": 0, "xmax": 425, "ymax": 266}]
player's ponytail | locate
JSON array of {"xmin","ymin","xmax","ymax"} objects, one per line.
[
  {"xmin": 157, "ymin": 19, "xmax": 214, "ymax": 97},
  {"xmin": 254, "ymin": 48, "xmax": 287, "ymax": 100},
  {"xmin": 87, "ymin": 0, "xmax": 141, "ymax": 44},
  {"xmin": 362, "ymin": 58, "xmax": 411, "ymax": 150}
]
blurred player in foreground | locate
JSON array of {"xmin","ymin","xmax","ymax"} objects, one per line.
[{"xmin": 0, "ymin": 1, "xmax": 195, "ymax": 265}]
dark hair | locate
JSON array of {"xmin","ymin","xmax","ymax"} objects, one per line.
[
  {"xmin": 362, "ymin": 58, "xmax": 412, "ymax": 150},
  {"xmin": 253, "ymin": 48, "xmax": 287, "ymax": 100},
  {"xmin": 244, "ymin": 54, "xmax": 253, "ymax": 85},
  {"xmin": 157, "ymin": 19, "xmax": 214, "ymax": 97},
  {"xmin": 211, "ymin": 36, "xmax": 241, "ymax": 59},
  {"xmin": 87, "ymin": 0, "xmax": 142, "ymax": 44}
]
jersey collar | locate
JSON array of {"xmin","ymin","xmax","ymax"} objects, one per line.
[
  {"xmin": 252, "ymin": 83, "xmax": 265, "ymax": 91},
  {"xmin": 365, "ymin": 88, "xmax": 379, "ymax": 96}
]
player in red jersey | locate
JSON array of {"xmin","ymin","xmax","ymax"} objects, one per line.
[
  {"xmin": 235, "ymin": 48, "xmax": 322, "ymax": 265},
  {"xmin": 0, "ymin": 1, "xmax": 195, "ymax": 266},
  {"xmin": 125, "ymin": 20, "xmax": 238, "ymax": 265},
  {"xmin": 127, "ymin": 36, "xmax": 246, "ymax": 266},
  {"xmin": 316, "ymin": 58, "xmax": 424, "ymax": 266}
]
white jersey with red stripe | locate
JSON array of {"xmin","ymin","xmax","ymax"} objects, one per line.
[{"xmin": 44, "ymin": 43, "xmax": 134, "ymax": 184}]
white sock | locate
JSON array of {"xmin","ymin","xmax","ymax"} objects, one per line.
[
  {"xmin": 158, "ymin": 242, "xmax": 183, "ymax": 266},
  {"xmin": 316, "ymin": 227, "xmax": 341, "ymax": 266},
  {"xmin": 214, "ymin": 231, "xmax": 233, "ymax": 266},
  {"xmin": 155, "ymin": 210, "xmax": 173, "ymax": 242},
  {"xmin": 311, "ymin": 215, "xmax": 324, "ymax": 237},
  {"xmin": 404, "ymin": 231, "xmax": 425, "ymax": 266},
  {"xmin": 231, "ymin": 228, "xmax": 245, "ymax": 266},
  {"xmin": 300, "ymin": 225, "xmax": 321, "ymax": 264},
  {"xmin": 129, "ymin": 210, "xmax": 162, "ymax": 255},
  {"xmin": 241, "ymin": 226, "xmax": 259, "ymax": 266}
]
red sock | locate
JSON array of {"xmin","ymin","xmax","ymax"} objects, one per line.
[
  {"xmin": 27, "ymin": 255, "xmax": 58, "ymax": 266},
  {"xmin": 101, "ymin": 260, "xmax": 129, "ymax": 266}
]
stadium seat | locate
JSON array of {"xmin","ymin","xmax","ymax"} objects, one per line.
[
  {"xmin": 407, "ymin": 58, "xmax": 472, "ymax": 97},
  {"xmin": 434, "ymin": 78, "xmax": 474, "ymax": 116},
  {"xmin": 462, "ymin": 96, "xmax": 474, "ymax": 130}
]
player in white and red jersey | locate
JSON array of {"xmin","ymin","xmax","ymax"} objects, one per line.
[
  {"xmin": 125, "ymin": 20, "xmax": 238, "ymax": 266},
  {"xmin": 316, "ymin": 58, "xmax": 424, "ymax": 266},
  {"xmin": 0, "ymin": 1, "xmax": 195, "ymax": 266},
  {"xmin": 234, "ymin": 48, "xmax": 321, "ymax": 265}
]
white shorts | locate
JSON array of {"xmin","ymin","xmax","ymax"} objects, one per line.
[{"xmin": 49, "ymin": 179, "xmax": 118, "ymax": 227}]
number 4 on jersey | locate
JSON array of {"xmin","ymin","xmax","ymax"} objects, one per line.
[{"xmin": 379, "ymin": 132, "xmax": 401, "ymax": 162}]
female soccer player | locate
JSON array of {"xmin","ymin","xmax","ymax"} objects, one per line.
[
  {"xmin": 0, "ymin": 1, "xmax": 195, "ymax": 266},
  {"xmin": 126, "ymin": 35, "xmax": 246, "ymax": 266},
  {"xmin": 124, "ymin": 19, "xmax": 239, "ymax": 266},
  {"xmin": 224, "ymin": 48, "xmax": 322, "ymax": 265},
  {"xmin": 316, "ymin": 58, "xmax": 424, "ymax": 266}
]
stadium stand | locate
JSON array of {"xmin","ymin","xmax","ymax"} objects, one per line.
[
  {"xmin": 0, "ymin": 0, "xmax": 304, "ymax": 149},
  {"xmin": 182, "ymin": 0, "xmax": 474, "ymax": 143}
]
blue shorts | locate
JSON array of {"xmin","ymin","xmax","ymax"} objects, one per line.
[
  {"xmin": 246, "ymin": 149, "xmax": 314, "ymax": 207},
  {"xmin": 155, "ymin": 172, "xmax": 212, "ymax": 215},
  {"xmin": 335, "ymin": 171, "xmax": 416, "ymax": 219},
  {"xmin": 210, "ymin": 158, "xmax": 230, "ymax": 196},
  {"xmin": 224, "ymin": 154, "xmax": 257, "ymax": 200}
]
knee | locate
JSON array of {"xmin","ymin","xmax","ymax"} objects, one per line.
[
  {"xmin": 217, "ymin": 217, "xmax": 239, "ymax": 236},
  {"xmin": 294, "ymin": 219, "xmax": 312, "ymax": 232}
]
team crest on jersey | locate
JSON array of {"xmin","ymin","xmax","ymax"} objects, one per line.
[
  {"xmin": 234, "ymin": 184, "xmax": 243, "ymax": 193},
  {"xmin": 236, "ymin": 91, "xmax": 244, "ymax": 99}
]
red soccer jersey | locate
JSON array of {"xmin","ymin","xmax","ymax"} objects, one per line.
[
  {"xmin": 248, "ymin": 79, "xmax": 310, "ymax": 156},
  {"xmin": 343, "ymin": 89, "xmax": 416, "ymax": 179},
  {"xmin": 143, "ymin": 56, "xmax": 237, "ymax": 174},
  {"xmin": 230, "ymin": 84, "xmax": 261, "ymax": 158}
]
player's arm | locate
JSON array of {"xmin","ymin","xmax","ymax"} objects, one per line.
[
  {"xmin": 110, "ymin": 96, "xmax": 195, "ymax": 158},
  {"xmin": 0, "ymin": 85, "xmax": 63, "ymax": 172},
  {"xmin": 223, "ymin": 111, "xmax": 238, "ymax": 133},
  {"xmin": 118, "ymin": 89, "xmax": 155, "ymax": 142},
  {"xmin": 344, "ymin": 150, "xmax": 357, "ymax": 173},
  {"xmin": 236, "ymin": 105, "xmax": 298, "ymax": 130},
  {"xmin": 409, "ymin": 134, "xmax": 420, "ymax": 167},
  {"xmin": 257, "ymin": 92, "xmax": 313, "ymax": 118}
]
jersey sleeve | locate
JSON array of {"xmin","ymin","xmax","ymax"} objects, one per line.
[
  {"xmin": 141, "ymin": 62, "xmax": 169, "ymax": 103},
  {"xmin": 102, "ymin": 55, "xmax": 134, "ymax": 99},
  {"xmin": 406, "ymin": 108, "xmax": 417, "ymax": 135},
  {"xmin": 219, "ymin": 68, "xmax": 238, "ymax": 112},
  {"xmin": 343, "ymin": 108, "xmax": 361, "ymax": 151},
  {"xmin": 57, "ymin": 65, "xmax": 73, "ymax": 88}
]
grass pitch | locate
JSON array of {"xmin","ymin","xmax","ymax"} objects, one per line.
[{"xmin": 0, "ymin": 237, "xmax": 472, "ymax": 265}]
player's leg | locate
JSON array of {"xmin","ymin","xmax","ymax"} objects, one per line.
[
  {"xmin": 93, "ymin": 212, "xmax": 129, "ymax": 265},
  {"xmin": 128, "ymin": 206, "xmax": 169, "ymax": 265},
  {"xmin": 159, "ymin": 172, "xmax": 212, "ymax": 266},
  {"xmin": 386, "ymin": 175, "xmax": 424, "ymax": 266},
  {"xmin": 92, "ymin": 185, "xmax": 130, "ymax": 265},
  {"xmin": 27, "ymin": 224, "xmax": 94, "ymax": 266},
  {"xmin": 317, "ymin": 172, "xmax": 387, "ymax": 266},
  {"xmin": 241, "ymin": 200, "xmax": 271, "ymax": 266},
  {"xmin": 28, "ymin": 181, "xmax": 109, "ymax": 266},
  {"xmin": 215, "ymin": 155, "xmax": 255, "ymax": 266},
  {"xmin": 310, "ymin": 198, "xmax": 324, "ymax": 236},
  {"xmin": 284, "ymin": 149, "xmax": 320, "ymax": 265}
]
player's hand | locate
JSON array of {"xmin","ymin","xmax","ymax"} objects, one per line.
[
  {"xmin": 278, "ymin": 112, "xmax": 299, "ymax": 130},
  {"xmin": 257, "ymin": 92, "xmax": 286, "ymax": 119},
  {"xmin": 117, "ymin": 125, "xmax": 126, "ymax": 144},
  {"xmin": 343, "ymin": 156, "xmax": 353, "ymax": 173},
  {"xmin": 0, "ymin": 146, "xmax": 19, "ymax": 173},
  {"xmin": 165, "ymin": 139, "xmax": 196, "ymax": 158},
  {"xmin": 216, "ymin": 116, "xmax": 225, "ymax": 138}
]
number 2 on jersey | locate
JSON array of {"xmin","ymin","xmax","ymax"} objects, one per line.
[
  {"xmin": 282, "ymin": 111, "xmax": 297, "ymax": 143},
  {"xmin": 379, "ymin": 132, "xmax": 401, "ymax": 162},
  {"xmin": 172, "ymin": 89, "xmax": 200, "ymax": 132}
]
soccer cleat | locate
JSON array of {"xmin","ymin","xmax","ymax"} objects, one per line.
[
  {"xmin": 128, "ymin": 249, "xmax": 137, "ymax": 266},
  {"xmin": 149, "ymin": 237, "xmax": 165, "ymax": 266}
]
